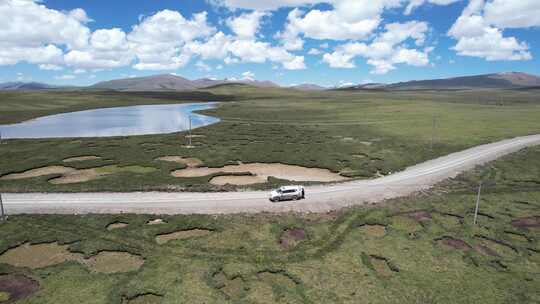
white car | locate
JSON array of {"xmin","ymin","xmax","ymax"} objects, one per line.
[{"xmin": 269, "ymin": 185, "xmax": 305, "ymax": 202}]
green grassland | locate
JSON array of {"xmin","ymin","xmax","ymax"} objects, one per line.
[
  {"xmin": 0, "ymin": 86, "xmax": 539, "ymax": 192},
  {"xmin": 0, "ymin": 145, "xmax": 538, "ymax": 303}
]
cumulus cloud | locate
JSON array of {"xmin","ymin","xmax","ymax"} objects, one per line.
[
  {"xmin": 405, "ymin": 0, "xmax": 461, "ymax": 15},
  {"xmin": 484, "ymin": 0, "xmax": 540, "ymax": 28},
  {"xmin": 128, "ymin": 10, "xmax": 215, "ymax": 70},
  {"xmin": 227, "ymin": 11, "xmax": 268, "ymax": 39},
  {"xmin": 0, "ymin": 0, "xmax": 88, "ymax": 66},
  {"xmin": 208, "ymin": 0, "xmax": 321, "ymax": 11},
  {"xmin": 448, "ymin": 0, "xmax": 532, "ymax": 61},
  {"xmin": 323, "ymin": 21, "xmax": 431, "ymax": 74},
  {"xmin": 241, "ymin": 71, "xmax": 255, "ymax": 80}
]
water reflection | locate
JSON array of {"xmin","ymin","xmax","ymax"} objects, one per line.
[{"xmin": 0, "ymin": 103, "xmax": 219, "ymax": 139}]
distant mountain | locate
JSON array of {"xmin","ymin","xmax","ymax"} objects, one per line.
[
  {"xmin": 91, "ymin": 74, "xmax": 200, "ymax": 91},
  {"xmin": 290, "ymin": 83, "xmax": 327, "ymax": 91},
  {"xmin": 335, "ymin": 83, "xmax": 386, "ymax": 90},
  {"xmin": 91, "ymin": 74, "xmax": 280, "ymax": 91},
  {"xmin": 386, "ymin": 72, "xmax": 540, "ymax": 90},
  {"xmin": 0, "ymin": 81, "xmax": 55, "ymax": 91}
]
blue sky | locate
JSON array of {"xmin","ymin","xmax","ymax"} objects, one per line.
[{"xmin": 0, "ymin": 0, "xmax": 539, "ymax": 87}]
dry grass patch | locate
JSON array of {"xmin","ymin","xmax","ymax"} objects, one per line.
[
  {"xmin": 83, "ymin": 251, "xmax": 144, "ymax": 274},
  {"xmin": 155, "ymin": 156, "xmax": 203, "ymax": 168},
  {"xmin": 172, "ymin": 163, "xmax": 348, "ymax": 184},
  {"xmin": 0, "ymin": 275, "xmax": 39, "ymax": 303},
  {"xmin": 146, "ymin": 219, "xmax": 166, "ymax": 225},
  {"xmin": 63, "ymin": 156, "xmax": 101, "ymax": 162},
  {"xmin": 107, "ymin": 222, "xmax": 129, "ymax": 231},
  {"xmin": 0, "ymin": 242, "xmax": 82, "ymax": 269},
  {"xmin": 212, "ymin": 272, "xmax": 245, "ymax": 301},
  {"xmin": 369, "ymin": 256, "xmax": 398, "ymax": 277},
  {"xmin": 0, "ymin": 166, "xmax": 75, "ymax": 180},
  {"xmin": 209, "ymin": 175, "xmax": 266, "ymax": 185},
  {"xmin": 390, "ymin": 216, "xmax": 423, "ymax": 233},
  {"xmin": 257, "ymin": 271, "xmax": 297, "ymax": 289},
  {"xmin": 49, "ymin": 165, "xmax": 157, "ymax": 184},
  {"xmin": 155, "ymin": 229, "xmax": 212, "ymax": 245},
  {"xmin": 359, "ymin": 224, "xmax": 386, "ymax": 237}
]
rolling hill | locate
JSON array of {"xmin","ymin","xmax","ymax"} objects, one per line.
[
  {"xmin": 385, "ymin": 72, "xmax": 540, "ymax": 90},
  {"xmin": 0, "ymin": 82, "xmax": 56, "ymax": 91}
]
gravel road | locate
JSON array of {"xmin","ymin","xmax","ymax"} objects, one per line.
[{"xmin": 4, "ymin": 134, "xmax": 540, "ymax": 215}]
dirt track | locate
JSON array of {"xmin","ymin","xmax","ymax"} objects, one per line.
[{"xmin": 3, "ymin": 134, "xmax": 540, "ymax": 215}]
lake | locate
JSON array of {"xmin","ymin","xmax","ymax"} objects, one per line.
[{"xmin": 0, "ymin": 103, "xmax": 219, "ymax": 139}]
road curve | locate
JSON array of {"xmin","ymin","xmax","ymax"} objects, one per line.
[{"xmin": 4, "ymin": 134, "xmax": 540, "ymax": 215}]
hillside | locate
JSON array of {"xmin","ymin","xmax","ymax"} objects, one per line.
[
  {"xmin": 0, "ymin": 82, "xmax": 55, "ymax": 91},
  {"xmin": 386, "ymin": 72, "xmax": 540, "ymax": 90}
]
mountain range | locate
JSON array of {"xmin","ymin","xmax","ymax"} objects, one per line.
[
  {"xmin": 90, "ymin": 74, "xmax": 280, "ymax": 91},
  {"xmin": 1, "ymin": 72, "xmax": 539, "ymax": 92}
]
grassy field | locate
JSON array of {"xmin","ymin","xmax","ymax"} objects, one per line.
[
  {"xmin": 0, "ymin": 86, "xmax": 539, "ymax": 192},
  {"xmin": 0, "ymin": 145, "xmax": 538, "ymax": 303}
]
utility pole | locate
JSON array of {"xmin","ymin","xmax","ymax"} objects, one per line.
[
  {"xmin": 473, "ymin": 181, "xmax": 482, "ymax": 225},
  {"xmin": 0, "ymin": 193, "xmax": 6, "ymax": 222}
]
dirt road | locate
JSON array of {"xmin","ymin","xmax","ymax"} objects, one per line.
[{"xmin": 4, "ymin": 134, "xmax": 540, "ymax": 215}]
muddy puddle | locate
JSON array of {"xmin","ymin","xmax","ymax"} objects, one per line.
[
  {"xmin": 437, "ymin": 237, "xmax": 472, "ymax": 251},
  {"xmin": 475, "ymin": 236, "xmax": 517, "ymax": 257},
  {"xmin": 172, "ymin": 162, "xmax": 348, "ymax": 185},
  {"xmin": 0, "ymin": 274, "xmax": 39, "ymax": 303},
  {"xmin": 512, "ymin": 216, "xmax": 540, "ymax": 228},
  {"xmin": 280, "ymin": 228, "xmax": 307, "ymax": 249},
  {"xmin": 155, "ymin": 229, "xmax": 213, "ymax": 245}
]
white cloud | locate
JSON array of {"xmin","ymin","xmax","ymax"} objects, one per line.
[
  {"xmin": 55, "ymin": 74, "xmax": 76, "ymax": 80},
  {"xmin": 308, "ymin": 48, "xmax": 322, "ymax": 55},
  {"xmin": 0, "ymin": 0, "xmax": 90, "ymax": 66},
  {"xmin": 241, "ymin": 71, "xmax": 255, "ymax": 80},
  {"xmin": 208, "ymin": 0, "xmax": 322, "ymax": 11},
  {"xmin": 39, "ymin": 64, "xmax": 63, "ymax": 71},
  {"xmin": 448, "ymin": 0, "xmax": 532, "ymax": 61},
  {"xmin": 484, "ymin": 0, "xmax": 540, "ymax": 28},
  {"xmin": 128, "ymin": 10, "xmax": 215, "ymax": 70},
  {"xmin": 185, "ymin": 31, "xmax": 306, "ymax": 70},
  {"xmin": 227, "ymin": 11, "xmax": 267, "ymax": 39},
  {"xmin": 323, "ymin": 21, "xmax": 431, "ymax": 73},
  {"xmin": 196, "ymin": 61, "xmax": 212, "ymax": 71},
  {"xmin": 405, "ymin": 0, "xmax": 461, "ymax": 15}
]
